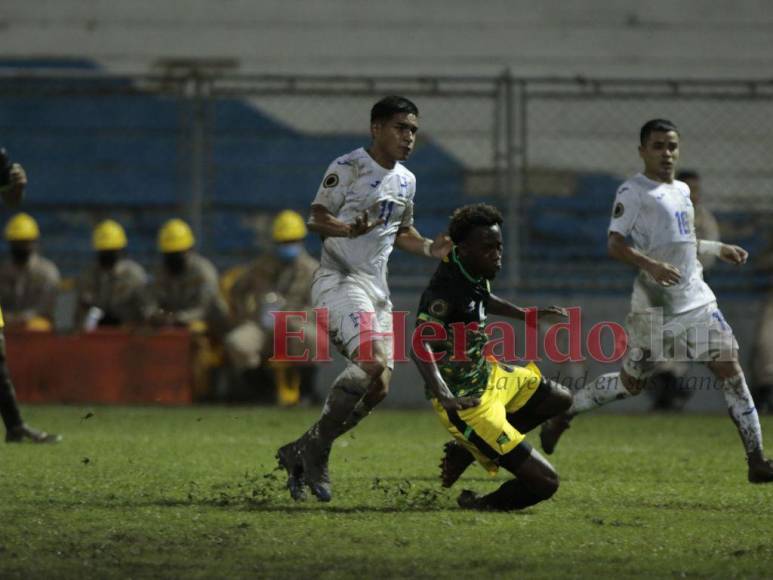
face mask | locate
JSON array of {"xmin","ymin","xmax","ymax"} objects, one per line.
[
  {"xmin": 276, "ymin": 243, "xmax": 302, "ymax": 263},
  {"xmin": 163, "ymin": 252, "xmax": 187, "ymax": 275},
  {"xmin": 10, "ymin": 245, "xmax": 32, "ymax": 266},
  {"xmin": 98, "ymin": 251, "xmax": 119, "ymax": 270}
]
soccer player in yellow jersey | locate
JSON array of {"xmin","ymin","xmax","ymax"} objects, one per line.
[
  {"xmin": 413, "ymin": 204, "xmax": 572, "ymax": 510},
  {"xmin": 0, "ymin": 158, "xmax": 60, "ymax": 443}
]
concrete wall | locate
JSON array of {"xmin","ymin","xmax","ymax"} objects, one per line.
[{"xmin": 2, "ymin": 1, "xmax": 773, "ymax": 78}]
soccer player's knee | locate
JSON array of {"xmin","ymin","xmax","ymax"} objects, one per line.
[
  {"xmin": 369, "ymin": 373, "xmax": 391, "ymax": 403},
  {"xmin": 359, "ymin": 358, "xmax": 387, "ymax": 381},
  {"xmin": 537, "ymin": 470, "xmax": 560, "ymax": 500},
  {"xmin": 333, "ymin": 365, "xmax": 370, "ymax": 397},
  {"xmin": 550, "ymin": 381, "xmax": 573, "ymax": 414}
]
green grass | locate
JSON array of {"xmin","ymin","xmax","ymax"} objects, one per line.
[{"xmin": 2, "ymin": 406, "xmax": 772, "ymax": 579}]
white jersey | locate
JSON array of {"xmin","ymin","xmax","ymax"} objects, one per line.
[
  {"xmin": 311, "ymin": 147, "xmax": 416, "ymax": 302},
  {"xmin": 608, "ymin": 173, "xmax": 716, "ymax": 315}
]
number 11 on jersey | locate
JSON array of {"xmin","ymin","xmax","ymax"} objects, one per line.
[{"xmin": 379, "ymin": 200, "xmax": 395, "ymax": 225}]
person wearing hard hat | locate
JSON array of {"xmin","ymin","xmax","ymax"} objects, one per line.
[
  {"xmin": 224, "ymin": 210, "xmax": 320, "ymax": 404},
  {"xmin": 147, "ymin": 218, "xmax": 229, "ymax": 399},
  {"xmin": 0, "ymin": 160, "xmax": 60, "ymax": 442},
  {"xmin": 74, "ymin": 220, "xmax": 149, "ymax": 330},
  {"xmin": 0, "ymin": 212, "xmax": 60, "ymax": 331},
  {"xmin": 147, "ymin": 218, "xmax": 228, "ymax": 332}
]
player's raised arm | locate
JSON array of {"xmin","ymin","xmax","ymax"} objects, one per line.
[
  {"xmin": 307, "ymin": 204, "xmax": 383, "ymax": 239},
  {"xmin": 395, "ymin": 226, "xmax": 452, "ymax": 259},
  {"xmin": 487, "ymin": 294, "xmax": 567, "ymax": 321},
  {"xmin": 698, "ymin": 239, "xmax": 748, "ymax": 265},
  {"xmin": 608, "ymin": 231, "xmax": 681, "ymax": 286}
]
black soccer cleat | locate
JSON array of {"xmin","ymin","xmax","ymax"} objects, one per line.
[
  {"xmin": 539, "ymin": 413, "xmax": 573, "ymax": 455},
  {"xmin": 276, "ymin": 441, "xmax": 307, "ymax": 501},
  {"xmin": 456, "ymin": 489, "xmax": 489, "ymax": 511},
  {"xmin": 748, "ymin": 456, "xmax": 773, "ymax": 484},
  {"xmin": 440, "ymin": 440, "xmax": 475, "ymax": 488},
  {"xmin": 301, "ymin": 440, "xmax": 332, "ymax": 502},
  {"xmin": 5, "ymin": 424, "xmax": 62, "ymax": 444}
]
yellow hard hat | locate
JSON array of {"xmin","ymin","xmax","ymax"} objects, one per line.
[
  {"xmin": 93, "ymin": 219, "xmax": 128, "ymax": 251},
  {"xmin": 4, "ymin": 212, "xmax": 40, "ymax": 241},
  {"xmin": 272, "ymin": 210, "xmax": 307, "ymax": 243},
  {"xmin": 158, "ymin": 218, "xmax": 195, "ymax": 253}
]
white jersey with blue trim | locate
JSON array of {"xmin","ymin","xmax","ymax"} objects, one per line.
[
  {"xmin": 311, "ymin": 147, "xmax": 416, "ymax": 302},
  {"xmin": 608, "ymin": 173, "xmax": 716, "ymax": 315}
]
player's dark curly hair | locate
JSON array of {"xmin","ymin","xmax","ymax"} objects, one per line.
[
  {"xmin": 640, "ymin": 118, "xmax": 678, "ymax": 146},
  {"xmin": 371, "ymin": 96, "xmax": 419, "ymax": 123},
  {"xmin": 448, "ymin": 203, "xmax": 503, "ymax": 244}
]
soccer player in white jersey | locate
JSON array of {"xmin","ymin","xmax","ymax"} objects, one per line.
[
  {"xmin": 276, "ymin": 96, "xmax": 452, "ymax": 501},
  {"xmin": 540, "ymin": 119, "xmax": 773, "ymax": 483}
]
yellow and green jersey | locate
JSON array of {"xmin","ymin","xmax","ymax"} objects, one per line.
[{"xmin": 415, "ymin": 247, "xmax": 492, "ymax": 397}]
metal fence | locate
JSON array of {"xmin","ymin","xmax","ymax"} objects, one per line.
[{"xmin": 1, "ymin": 67, "xmax": 771, "ymax": 294}]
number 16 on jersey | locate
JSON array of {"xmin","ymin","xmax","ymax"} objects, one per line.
[{"xmin": 675, "ymin": 211, "xmax": 690, "ymax": 236}]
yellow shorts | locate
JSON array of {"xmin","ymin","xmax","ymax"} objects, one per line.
[{"xmin": 432, "ymin": 362, "xmax": 542, "ymax": 474}]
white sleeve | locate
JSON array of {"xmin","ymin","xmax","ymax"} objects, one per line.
[
  {"xmin": 311, "ymin": 159, "xmax": 354, "ymax": 215},
  {"xmin": 399, "ymin": 175, "xmax": 416, "ymax": 228},
  {"xmin": 399, "ymin": 200, "xmax": 414, "ymax": 228},
  {"xmin": 608, "ymin": 184, "xmax": 642, "ymax": 237}
]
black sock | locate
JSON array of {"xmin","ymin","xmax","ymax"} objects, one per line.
[
  {"xmin": 481, "ymin": 478, "xmax": 545, "ymax": 511},
  {"xmin": 0, "ymin": 333, "xmax": 23, "ymax": 432}
]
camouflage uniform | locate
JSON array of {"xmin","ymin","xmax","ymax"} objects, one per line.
[
  {"xmin": 225, "ymin": 250, "xmax": 319, "ymax": 370},
  {"xmin": 0, "ymin": 253, "xmax": 60, "ymax": 327},
  {"xmin": 149, "ymin": 252, "xmax": 228, "ymax": 336},
  {"xmin": 74, "ymin": 258, "xmax": 149, "ymax": 328}
]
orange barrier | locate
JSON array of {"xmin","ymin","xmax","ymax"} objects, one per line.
[{"xmin": 6, "ymin": 329, "xmax": 193, "ymax": 404}]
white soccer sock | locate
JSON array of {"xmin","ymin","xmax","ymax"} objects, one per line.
[
  {"xmin": 313, "ymin": 364, "xmax": 370, "ymax": 444},
  {"xmin": 570, "ymin": 372, "xmax": 633, "ymax": 414},
  {"xmin": 721, "ymin": 373, "xmax": 763, "ymax": 456}
]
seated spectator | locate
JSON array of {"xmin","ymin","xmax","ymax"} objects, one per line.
[
  {"xmin": 224, "ymin": 210, "xmax": 319, "ymax": 405},
  {"xmin": 147, "ymin": 218, "xmax": 229, "ymax": 399},
  {"xmin": 74, "ymin": 219, "xmax": 149, "ymax": 330},
  {"xmin": 147, "ymin": 218, "xmax": 228, "ymax": 333},
  {"xmin": 0, "ymin": 213, "xmax": 60, "ymax": 331}
]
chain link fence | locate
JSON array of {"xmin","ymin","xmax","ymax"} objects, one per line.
[{"xmin": 1, "ymin": 67, "xmax": 771, "ymax": 295}]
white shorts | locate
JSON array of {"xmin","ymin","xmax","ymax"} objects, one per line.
[
  {"xmin": 622, "ymin": 302, "xmax": 739, "ymax": 380},
  {"xmin": 312, "ymin": 274, "xmax": 394, "ymax": 368}
]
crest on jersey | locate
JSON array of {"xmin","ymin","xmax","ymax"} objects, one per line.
[
  {"xmin": 429, "ymin": 299, "xmax": 449, "ymax": 318},
  {"xmin": 613, "ymin": 202, "xmax": 625, "ymax": 218},
  {"xmin": 323, "ymin": 173, "xmax": 339, "ymax": 188}
]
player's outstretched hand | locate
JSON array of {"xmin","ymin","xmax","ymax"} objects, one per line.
[
  {"xmin": 538, "ymin": 306, "xmax": 568, "ymax": 320},
  {"xmin": 719, "ymin": 243, "xmax": 748, "ymax": 265},
  {"xmin": 647, "ymin": 261, "xmax": 681, "ymax": 286},
  {"xmin": 440, "ymin": 395, "xmax": 480, "ymax": 412},
  {"xmin": 348, "ymin": 210, "xmax": 384, "ymax": 238},
  {"xmin": 430, "ymin": 233, "xmax": 453, "ymax": 259}
]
